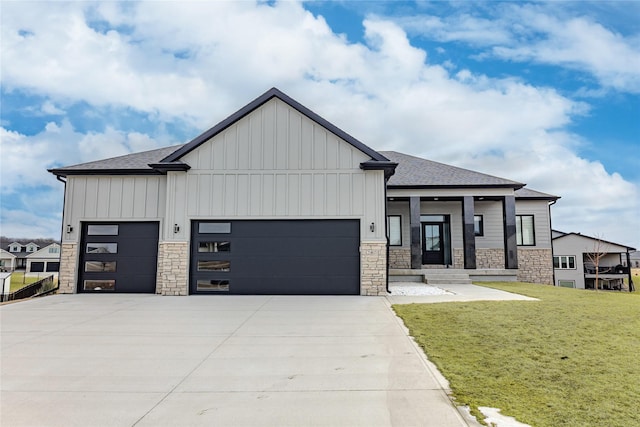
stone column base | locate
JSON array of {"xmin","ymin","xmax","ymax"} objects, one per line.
[
  {"xmin": 361, "ymin": 241, "xmax": 387, "ymax": 296},
  {"xmin": 58, "ymin": 243, "xmax": 78, "ymax": 294},
  {"xmin": 157, "ymin": 242, "xmax": 189, "ymax": 295}
]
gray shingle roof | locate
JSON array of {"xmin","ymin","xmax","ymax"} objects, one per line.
[
  {"xmin": 515, "ymin": 187, "xmax": 559, "ymax": 200},
  {"xmin": 49, "ymin": 145, "xmax": 183, "ymax": 175},
  {"xmin": 381, "ymin": 151, "xmax": 523, "ymax": 188}
]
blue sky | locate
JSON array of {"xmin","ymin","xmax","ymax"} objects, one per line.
[{"xmin": 1, "ymin": 1, "xmax": 639, "ymax": 249}]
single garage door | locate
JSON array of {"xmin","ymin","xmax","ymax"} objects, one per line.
[
  {"xmin": 30, "ymin": 262, "xmax": 45, "ymax": 272},
  {"xmin": 46, "ymin": 262, "xmax": 60, "ymax": 272},
  {"xmin": 78, "ymin": 222, "xmax": 159, "ymax": 293},
  {"xmin": 191, "ymin": 220, "xmax": 360, "ymax": 295}
]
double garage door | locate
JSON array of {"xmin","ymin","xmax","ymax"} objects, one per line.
[
  {"xmin": 191, "ymin": 220, "xmax": 360, "ymax": 295},
  {"xmin": 79, "ymin": 220, "xmax": 360, "ymax": 295}
]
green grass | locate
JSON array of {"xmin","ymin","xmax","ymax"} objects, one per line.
[
  {"xmin": 632, "ymin": 268, "xmax": 640, "ymax": 290},
  {"xmin": 393, "ymin": 282, "xmax": 640, "ymax": 427},
  {"xmin": 9, "ymin": 272, "xmax": 41, "ymax": 292}
]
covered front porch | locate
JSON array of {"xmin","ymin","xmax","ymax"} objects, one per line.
[{"xmin": 386, "ymin": 192, "xmax": 519, "ymax": 275}]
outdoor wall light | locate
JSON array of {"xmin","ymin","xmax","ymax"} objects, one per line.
[
  {"xmin": 173, "ymin": 224, "xmax": 180, "ymax": 234},
  {"xmin": 66, "ymin": 225, "xmax": 73, "ymax": 233},
  {"xmin": 370, "ymin": 222, "xmax": 375, "ymax": 232}
]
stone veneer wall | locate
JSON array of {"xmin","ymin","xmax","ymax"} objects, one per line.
[
  {"xmin": 360, "ymin": 242, "xmax": 387, "ymax": 295},
  {"xmin": 157, "ymin": 242, "xmax": 189, "ymax": 295},
  {"xmin": 453, "ymin": 248, "xmax": 464, "ymax": 269},
  {"xmin": 517, "ymin": 248, "xmax": 553, "ymax": 284},
  {"xmin": 476, "ymin": 249, "xmax": 505, "ymax": 269},
  {"xmin": 389, "ymin": 248, "xmax": 410, "ymax": 269},
  {"xmin": 58, "ymin": 243, "xmax": 78, "ymax": 294}
]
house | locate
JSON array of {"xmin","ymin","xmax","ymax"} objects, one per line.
[
  {"xmin": 25, "ymin": 243, "xmax": 61, "ymax": 274},
  {"xmin": 0, "ymin": 249, "xmax": 16, "ymax": 272},
  {"xmin": 6, "ymin": 242, "xmax": 40, "ymax": 270},
  {"xmin": 383, "ymin": 154, "xmax": 558, "ymax": 285},
  {"xmin": 49, "ymin": 88, "xmax": 558, "ymax": 296},
  {"xmin": 552, "ymin": 231, "xmax": 635, "ymax": 291}
]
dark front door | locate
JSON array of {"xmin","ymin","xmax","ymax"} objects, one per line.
[
  {"xmin": 422, "ymin": 222, "xmax": 445, "ymax": 264},
  {"xmin": 191, "ymin": 220, "xmax": 360, "ymax": 295},
  {"xmin": 78, "ymin": 222, "xmax": 159, "ymax": 293}
]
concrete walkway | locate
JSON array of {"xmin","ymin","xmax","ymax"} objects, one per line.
[
  {"xmin": 387, "ymin": 283, "xmax": 537, "ymax": 305},
  {"xmin": 1, "ymin": 294, "xmax": 477, "ymax": 427}
]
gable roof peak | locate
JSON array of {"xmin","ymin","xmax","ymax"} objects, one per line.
[{"xmin": 162, "ymin": 87, "xmax": 389, "ymax": 163}]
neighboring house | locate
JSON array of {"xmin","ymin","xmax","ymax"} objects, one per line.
[
  {"xmin": 629, "ymin": 251, "xmax": 640, "ymax": 269},
  {"xmin": 552, "ymin": 231, "xmax": 635, "ymax": 291},
  {"xmin": 26, "ymin": 243, "xmax": 61, "ymax": 274},
  {"xmin": 7, "ymin": 242, "xmax": 40, "ymax": 269},
  {"xmin": 49, "ymin": 88, "xmax": 558, "ymax": 296},
  {"xmin": 0, "ymin": 249, "xmax": 17, "ymax": 272}
]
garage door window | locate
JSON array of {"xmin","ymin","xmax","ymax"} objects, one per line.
[
  {"xmin": 197, "ymin": 260, "xmax": 230, "ymax": 271},
  {"xmin": 85, "ymin": 261, "xmax": 116, "ymax": 272},
  {"xmin": 198, "ymin": 223, "xmax": 231, "ymax": 234},
  {"xmin": 198, "ymin": 241, "xmax": 231, "ymax": 252},
  {"xmin": 84, "ymin": 280, "xmax": 115, "ymax": 291},
  {"xmin": 86, "ymin": 243, "xmax": 117, "ymax": 254},
  {"xmin": 197, "ymin": 279, "xmax": 230, "ymax": 292},
  {"xmin": 87, "ymin": 225, "xmax": 119, "ymax": 235}
]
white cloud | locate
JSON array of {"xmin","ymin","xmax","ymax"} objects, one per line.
[
  {"xmin": 492, "ymin": 7, "xmax": 640, "ymax": 93},
  {"xmin": 0, "ymin": 1, "xmax": 637, "ymax": 247},
  {"xmin": 395, "ymin": 4, "xmax": 640, "ymax": 94},
  {"xmin": 399, "ymin": 13, "xmax": 512, "ymax": 45},
  {"xmin": 0, "ymin": 122, "xmax": 161, "ymax": 194},
  {"xmin": 41, "ymin": 101, "xmax": 65, "ymax": 115}
]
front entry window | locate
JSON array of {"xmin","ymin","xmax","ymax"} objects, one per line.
[{"xmin": 424, "ymin": 225, "xmax": 441, "ymax": 251}]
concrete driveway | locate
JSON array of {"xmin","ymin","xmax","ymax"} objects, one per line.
[{"xmin": 1, "ymin": 294, "xmax": 474, "ymax": 427}]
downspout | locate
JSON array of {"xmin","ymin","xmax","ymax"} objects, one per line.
[
  {"xmin": 548, "ymin": 199, "xmax": 557, "ymax": 286},
  {"xmin": 384, "ymin": 179, "xmax": 390, "ymax": 294},
  {"xmin": 54, "ymin": 175, "xmax": 67, "ymax": 294}
]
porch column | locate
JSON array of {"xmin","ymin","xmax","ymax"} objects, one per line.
[
  {"xmin": 462, "ymin": 196, "xmax": 476, "ymax": 269},
  {"xmin": 503, "ymin": 195, "xmax": 518, "ymax": 269},
  {"xmin": 410, "ymin": 196, "xmax": 421, "ymax": 269}
]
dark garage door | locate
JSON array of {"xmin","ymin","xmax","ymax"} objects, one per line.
[
  {"xmin": 191, "ymin": 220, "xmax": 360, "ymax": 295},
  {"xmin": 78, "ymin": 222, "xmax": 159, "ymax": 293},
  {"xmin": 46, "ymin": 262, "xmax": 60, "ymax": 272},
  {"xmin": 30, "ymin": 262, "xmax": 44, "ymax": 272}
]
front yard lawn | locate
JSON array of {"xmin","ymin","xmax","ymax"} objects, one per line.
[
  {"xmin": 393, "ymin": 282, "xmax": 640, "ymax": 427},
  {"xmin": 9, "ymin": 272, "xmax": 41, "ymax": 292}
]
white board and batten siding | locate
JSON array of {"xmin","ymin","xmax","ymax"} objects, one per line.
[
  {"xmin": 167, "ymin": 98, "xmax": 386, "ymax": 242},
  {"xmin": 62, "ymin": 176, "xmax": 167, "ymax": 242}
]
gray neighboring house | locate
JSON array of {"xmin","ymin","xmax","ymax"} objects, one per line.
[
  {"xmin": 552, "ymin": 231, "xmax": 635, "ymax": 291},
  {"xmin": 49, "ymin": 88, "xmax": 558, "ymax": 296}
]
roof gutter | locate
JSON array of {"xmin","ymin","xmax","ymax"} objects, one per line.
[{"xmin": 360, "ymin": 161, "xmax": 398, "ymax": 180}]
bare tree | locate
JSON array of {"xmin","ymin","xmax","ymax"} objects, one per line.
[{"xmin": 584, "ymin": 235, "xmax": 608, "ymax": 291}]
